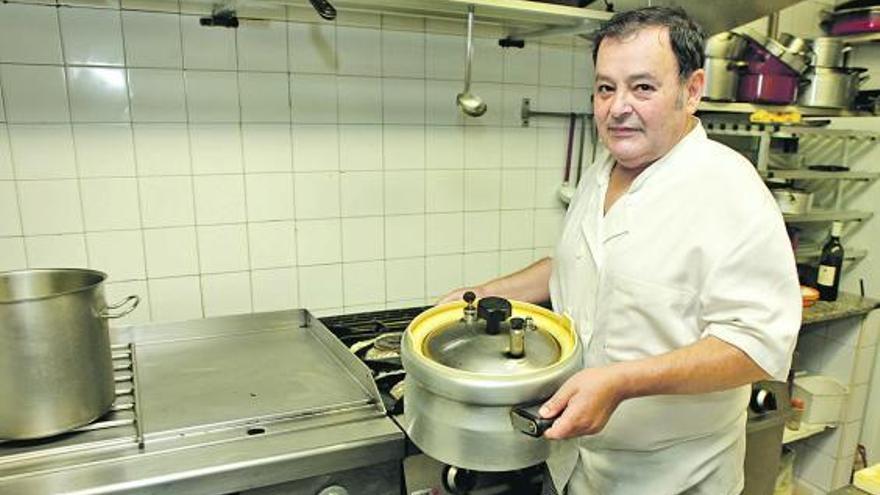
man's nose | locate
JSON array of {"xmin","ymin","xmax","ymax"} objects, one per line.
[{"xmin": 609, "ymin": 90, "xmax": 633, "ymax": 118}]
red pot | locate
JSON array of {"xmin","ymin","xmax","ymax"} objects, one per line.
[{"xmin": 738, "ymin": 73, "xmax": 799, "ymax": 105}]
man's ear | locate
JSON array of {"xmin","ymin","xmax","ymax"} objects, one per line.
[{"xmin": 685, "ymin": 68, "xmax": 705, "ymax": 114}]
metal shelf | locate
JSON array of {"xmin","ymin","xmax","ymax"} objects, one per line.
[
  {"xmin": 795, "ymin": 246, "xmax": 867, "ymax": 264},
  {"xmin": 783, "ymin": 210, "xmax": 873, "ymax": 223},
  {"xmin": 698, "ymin": 101, "xmax": 870, "ymax": 117},
  {"xmin": 828, "ymin": 31, "xmax": 880, "ymax": 44},
  {"xmin": 763, "ymin": 170, "xmax": 880, "ymax": 181},
  {"xmin": 320, "ymin": 0, "xmax": 612, "ymax": 28},
  {"xmin": 705, "ymin": 122, "xmax": 880, "ymax": 140},
  {"xmin": 783, "ymin": 422, "xmax": 835, "ymax": 445}
]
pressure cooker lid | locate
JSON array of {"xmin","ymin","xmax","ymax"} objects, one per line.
[
  {"xmin": 411, "ymin": 294, "xmax": 571, "ymax": 375},
  {"xmin": 423, "ymin": 317, "xmax": 561, "ymax": 374}
]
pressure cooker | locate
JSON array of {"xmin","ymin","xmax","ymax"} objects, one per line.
[{"xmin": 401, "ymin": 292, "xmax": 582, "ymax": 472}]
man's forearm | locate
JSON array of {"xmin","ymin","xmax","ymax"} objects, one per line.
[
  {"xmin": 479, "ymin": 257, "xmax": 553, "ymax": 303},
  {"xmin": 613, "ymin": 336, "xmax": 771, "ymax": 399}
]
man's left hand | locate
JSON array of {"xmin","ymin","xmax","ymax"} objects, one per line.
[{"xmin": 539, "ymin": 366, "xmax": 627, "ymax": 440}]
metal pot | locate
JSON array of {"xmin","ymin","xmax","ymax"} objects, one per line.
[
  {"xmin": 738, "ymin": 72, "xmax": 800, "ymax": 105},
  {"xmin": 401, "ymin": 294, "xmax": 582, "ymax": 472},
  {"xmin": 810, "ymin": 37, "xmax": 852, "ymax": 68},
  {"xmin": 0, "ymin": 268, "xmax": 139, "ymax": 439},
  {"xmin": 772, "ymin": 188, "xmax": 813, "ymax": 214},
  {"xmin": 704, "ymin": 32, "xmax": 748, "ymax": 59},
  {"xmin": 798, "ymin": 67, "xmax": 869, "ymax": 109},
  {"xmin": 703, "ymin": 57, "xmax": 746, "ymax": 101}
]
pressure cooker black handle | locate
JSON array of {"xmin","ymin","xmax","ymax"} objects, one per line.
[
  {"xmin": 477, "ymin": 296, "xmax": 512, "ymax": 335},
  {"xmin": 510, "ymin": 403, "xmax": 556, "ymax": 438}
]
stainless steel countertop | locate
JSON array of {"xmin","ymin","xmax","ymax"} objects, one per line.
[{"xmin": 0, "ymin": 310, "xmax": 405, "ymax": 494}]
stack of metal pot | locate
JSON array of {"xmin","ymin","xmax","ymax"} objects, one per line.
[
  {"xmin": 737, "ymin": 32, "xmax": 812, "ymax": 105},
  {"xmin": 798, "ymin": 37, "xmax": 869, "ymax": 109},
  {"xmin": 703, "ymin": 32, "xmax": 749, "ymax": 102}
]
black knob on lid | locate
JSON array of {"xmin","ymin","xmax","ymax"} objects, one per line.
[
  {"xmin": 477, "ymin": 297, "xmax": 512, "ymax": 335},
  {"xmin": 463, "ymin": 291, "xmax": 476, "ymax": 305}
]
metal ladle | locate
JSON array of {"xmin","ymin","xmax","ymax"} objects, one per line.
[{"xmin": 457, "ymin": 5, "xmax": 487, "ymax": 117}]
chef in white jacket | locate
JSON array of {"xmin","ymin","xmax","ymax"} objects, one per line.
[{"xmin": 440, "ymin": 6, "xmax": 802, "ymax": 495}]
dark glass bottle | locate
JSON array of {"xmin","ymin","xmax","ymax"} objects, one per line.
[{"xmin": 817, "ymin": 221, "xmax": 844, "ymax": 301}]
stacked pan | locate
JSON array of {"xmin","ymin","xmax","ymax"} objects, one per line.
[
  {"xmin": 702, "ymin": 32, "xmax": 749, "ymax": 102},
  {"xmin": 798, "ymin": 37, "xmax": 869, "ymax": 109}
]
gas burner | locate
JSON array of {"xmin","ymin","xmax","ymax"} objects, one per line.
[{"xmin": 372, "ymin": 332, "xmax": 402, "ymax": 355}]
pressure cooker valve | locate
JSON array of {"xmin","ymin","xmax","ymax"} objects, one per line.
[
  {"xmin": 461, "ymin": 291, "xmax": 477, "ymax": 324},
  {"xmin": 508, "ymin": 317, "xmax": 525, "ymax": 358},
  {"xmin": 477, "ymin": 296, "xmax": 512, "ymax": 335}
]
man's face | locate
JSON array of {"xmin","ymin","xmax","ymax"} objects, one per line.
[{"xmin": 593, "ymin": 26, "xmax": 703, "ymax": 171}]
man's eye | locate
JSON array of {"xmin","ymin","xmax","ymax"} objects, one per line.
[
  {"xmin": 635, "ymin": 84, "xmax": 655, "ymax": 92},
  {"xmin": 597, "ymin": 85, "xmax": 614, "ymax": 94}
]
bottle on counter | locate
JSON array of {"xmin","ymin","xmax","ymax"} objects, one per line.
[{"xmin": 817, "ymin": 221, "xmax": 845, "ymax": 301}]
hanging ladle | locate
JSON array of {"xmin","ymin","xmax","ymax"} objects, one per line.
[{"xmin": 457, "ymin": 5, "xmax": 487, "ymax": 117}]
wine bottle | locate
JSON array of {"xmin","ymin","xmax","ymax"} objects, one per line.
[{"xmin": 817, "ymin": 221, "xmax": 844, "ymax": 301}]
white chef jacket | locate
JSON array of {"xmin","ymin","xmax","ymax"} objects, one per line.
[{"xmin": 546, "ymin": 121, "xmax": 802, "ymax": 494}]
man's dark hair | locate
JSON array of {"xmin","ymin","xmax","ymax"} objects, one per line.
[{"xmin": 591, "ymin": 6, "xmax": 706, "ymax": 82}]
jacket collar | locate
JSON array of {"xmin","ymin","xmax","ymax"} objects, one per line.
[{"xmin": 584, "ymin": 118, "xmax": 705, "ymax": 249}]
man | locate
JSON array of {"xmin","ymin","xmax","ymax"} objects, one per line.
[{"xmin": 441, "ymin": 6, "xmax": 801, "ymax": 494}]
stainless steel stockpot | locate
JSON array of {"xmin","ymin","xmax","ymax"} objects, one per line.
[
  {"xmin": 0, "ymin": 268, "xmax": 139, "ymax": 439},
  {"xmin": 798, "ymin": 66, "xmax": 869, "ymax": 109},
  {"xmin": 810, "ymin": 37, "xmax": 852, "ymax": 68},
  {"xmin": 703, "ymin": 57, "xmax": 746, "ymax": 102},
  {"xmin": 704, "ymin": 32, "xmax": 748, "ymax": 59},
  {"xmin": 402, "ymin": 295, "xmax": 582, "ymax": 472}
]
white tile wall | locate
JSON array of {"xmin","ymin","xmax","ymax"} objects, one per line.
[{"xmin": 0, "ymin": 1, "xmax": 584, "ymax": 320}]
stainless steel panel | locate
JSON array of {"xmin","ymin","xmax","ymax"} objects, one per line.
[
  {"xmin": 0, "ymin": 417, "xmax": 404, "ymax": 495},
  {"xmin": 136, "ymin": 328, "xmax": 373, "ymax": 435},
  {"xmin": 608, "ymin": 0, "xmax": 804, "ymax": 35},
  {"xmin": 243, "ymin": 460, "xmax": 401, "ymax": 495}
]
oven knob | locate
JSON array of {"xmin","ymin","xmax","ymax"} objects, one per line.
[{"xmin": 317, "ymin": 486, "xmax": 348, "ymax": 495}]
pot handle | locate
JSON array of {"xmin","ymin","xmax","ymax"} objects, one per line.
[
  {"xmin": 510, "ymin": 403, "xmax": 557, "ymax": 438},
  {"xmin": 100, "ymin": 295, "xmax": 141, "ymax": 319},
  {"xmin": 727, "ymin": 60, "xmax": 748, "ymax": 72}
]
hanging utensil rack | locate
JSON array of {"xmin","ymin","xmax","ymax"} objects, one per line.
[{"xmin": 521, "ymin": 98, "xmax": 592, "ymax": 127}]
